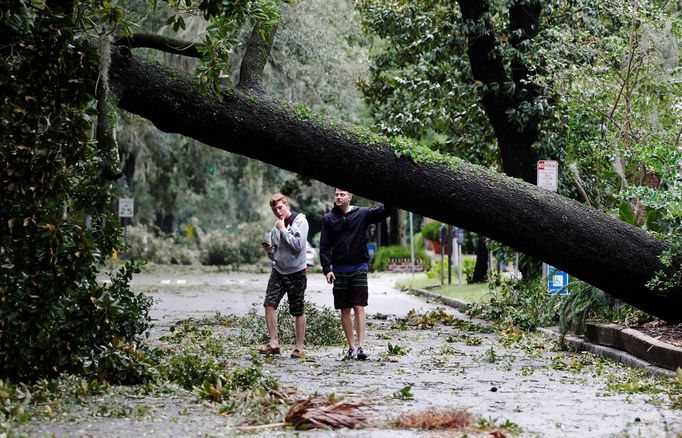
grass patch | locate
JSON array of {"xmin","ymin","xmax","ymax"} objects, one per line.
[{"xmin": 396, "ymin": 274, "xmax": 490, "ymax": 304}]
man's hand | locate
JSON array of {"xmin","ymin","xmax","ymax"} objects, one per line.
[
  {"xmin": 275, "ymin": 219, "xmax": 285, "ymax": 230},
  {"xmin": 325, "ymin": 271, "xmax": 335, "ymax": 284},
  {"xmin": 262, "ymin": 243, "xmax": 274, "ymax": 255}
]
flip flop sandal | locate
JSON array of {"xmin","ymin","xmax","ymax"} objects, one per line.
[
  {"xmin": 258, "ymin": 344, "xmax": 280, "ymax": 355},
  {"xmin": 290, "ymin": 348, "xmax": 305, "ymax": 359}
]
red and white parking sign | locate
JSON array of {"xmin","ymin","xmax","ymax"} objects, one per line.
[{"xmin": 537, "ymin": 160, "xmax": 558, "ymax": 192}]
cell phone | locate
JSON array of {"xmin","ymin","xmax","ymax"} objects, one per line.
[{"xmin": 261, "ymin": 242, "xmax": 270, "ymax": 247}]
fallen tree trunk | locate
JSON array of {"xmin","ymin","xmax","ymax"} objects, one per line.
[{"xmin": 110, "ymin": 46, "xmax": 682, "ymax": 322}]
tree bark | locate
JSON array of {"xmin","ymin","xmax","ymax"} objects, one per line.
[
  {"xmin": 113, "ymin": 34, "xmax": 202, "ymax": 58},
  {"xmin": 456, "ymin": 0, "xmax": 540, "ymax": 184},
  {"xmin": 471, "ymin": 235, "xmax": 488, "ymax": 283},
  {"xmin": 109, "ymin": 46, "xmax": 682, "ymax": 322},
  {"xmin": 237, "ymin": 22, "xmax": 277, "ymax": 93},
  {"xmin": 96, "ymin": 33, "xmax": 123, "ymax": 182}
]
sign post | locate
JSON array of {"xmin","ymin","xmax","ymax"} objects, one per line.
[
  {"xmin": 118, "ymin": 198, "xmax": 134, "ymax": 245},
  {"xmin": 409, "ymin": 212, "xmax": 415, "ymax": 276},
  {"xmin": 536, "ymin": 161, "xmax": 568, "ymax": 293},
  {"xmin": 456, "ymin": 227, "xmax": 464, "ymax": 286},
  {"xmin": 439, "ymin": 223, "xmax": 447, "ymax": 286},
  {"xmin": 547, "ymin": 265, "xmax": 569, "ymax": 295},
  {"xmin": 118, "ymin": 198, "xmax": 134, "ymax": 219},
  {"xmin": 537, "ymin": 160, "xmax": 559, "ymax": 192}
]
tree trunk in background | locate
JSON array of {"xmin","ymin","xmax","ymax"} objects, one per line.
[
  {"xmin": 457, "ymin": 1, "xmax": 544, "ymax": 279},
  {"xmin": 456, "ymin": 0, "xmax": 541, "ymax": 184},
  {"xmin": 388, "ymin": 209, "xmax": 404, "ymax": 246},
  {"xmin": 471, "ymin": 235, "xmax": 488, "ymax": 283},
  {"xmin": 109, "ymin": 47, "xmax": 682, "ymax": 323}
]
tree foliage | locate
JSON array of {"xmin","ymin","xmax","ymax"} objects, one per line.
[
  {"xmin": 113, "ymin": 0, "xmax": 371, "ymax": 235},
  {"xmin": 358, "ymin": 0, "xmax": 682, "ymax": 290},
  {"xmin": 357, "ymin": 0, "xmax": 498, "ymax": 165},
  {"xmin": 534, "ymin": 0, "xmax": 682, "ymax": 291},
  {"xmin": 0, "ymin": 0, "xmax": 151, "ymax": 381}
]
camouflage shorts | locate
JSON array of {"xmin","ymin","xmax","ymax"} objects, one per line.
[{"xmin": 264, "ymin": 269, "xmax": 307, "ymax": 316}]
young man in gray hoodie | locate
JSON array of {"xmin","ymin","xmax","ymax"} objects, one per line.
[{"xmin": 260, "ymin": 193, "xmax": 309, "ymax": 358}]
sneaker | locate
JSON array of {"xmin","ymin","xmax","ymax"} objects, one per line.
[
  {"xmin": 356, "ymin": 347, "xmax": 367, "ymax": 361},
  {"xmin": 343, "ymin": 348, "xmax": 356, "ymax": 361}
]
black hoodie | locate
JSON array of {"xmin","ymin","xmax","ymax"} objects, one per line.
[{"xmin": 319, "ymin": 204, "xmax": 393, "ymax": 275}]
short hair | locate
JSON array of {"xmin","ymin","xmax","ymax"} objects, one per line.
[{"xmin": 269, "ymin": 193, "xmax": 288, "ymax": 207}]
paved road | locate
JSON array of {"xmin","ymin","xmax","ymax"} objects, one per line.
[
  {"xmin": 138, "ymin": 271, "xmax": 453, "ymax": 327},
  {"xmin": 16, "ymin": 269, "xmax": 681, "ymax": 437},
  {"xmin": 133, "ymin": 270, "xmax": 682, "ymax": 437}
]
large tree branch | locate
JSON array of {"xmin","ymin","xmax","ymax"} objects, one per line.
[
  {"xmin": 237, "ymin": 22, "xmax": 277, "ymax": 93},
  {"xmin": 96, "ymin": 34, "xmax": 123, "ymax": 182},
  {"xmin": 109, "ymin": 46, "xmax": 682, "ymax": 322},
  {"xmin": 113, "ymin": 33, "xmax": 202, "ymax": 58}
]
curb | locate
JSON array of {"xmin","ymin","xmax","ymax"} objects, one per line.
[
  {"xmin": 410, "ymin": 287, "xmax": 469, "ymax": 311},
  {"xmin": 586, "ymin": 322, "xmax": 682, "ymax": 372},
  {"xmin": 538, "ymin": 327, "xmax": 675, "ymax": 378},
  {"xmin": 409, "ymin": 287, "xmax": 677, "ymax": 378}
]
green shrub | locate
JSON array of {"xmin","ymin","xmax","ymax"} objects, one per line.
[
  {"xmin": 162, "ymin": 352, "xmax": 218, "ymax": 390},
  {"xmin": 200, "ymin": 223, "xmax": 264, "ymax": 266},
  {"xmin": 1, "ymin": 257, "xmax": 153, "ymax": 382},
  {"xmin": 426, "ymin": 258, "xmax": 448, "ymax": 280},
  {"xmin": 201, "ymin": 231, "xmax": 241, "ymax": 265},
  {"xmin": 238, "ymin": 301, "xmax": 345, "ymax": 346},
  {"xmin": 557, "ymin": 281, "xmax": 651, "ymax": 334},
  {"xmin": 412, "ymin": 232, "xmax": 425, "ymax": 251},
  {"xmin": 425, "ymin": 257, "xmax": 474, "ymax": 281},
  {"xmin": 126, "ymin": 222, "xmax": 264, "ymax": 267},
  {"xmin": 125, "ymin": 226, "xmax": 173, "ymax": 263},
  {"xmin": 420, "ymin": 221, "xmax": 443, "ymax": 241},
  {"xmin": 124, "ymin": 225, "xmax": 200, "ymax": 265},
  {"xmin": 372, "ymin": 245, "xmax": 431, "ymax": 271},
  {"xmin": 467, "ymin": 275, "xmax": 560, "ymax": 331},
  {"xmin": 463, "ymin": 257, "xmax": 476, "ymax": 283},
  {"xmin": 1, "ymin": 7, "xmax": 152, "ymax": 383}
]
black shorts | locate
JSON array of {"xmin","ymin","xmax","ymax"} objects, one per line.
[
  {"xmin": 332, "ymin": 270, "xmax": 368, "ymax": 309},
  {"xmin": 264, "ymin": 269, "xmax": 307, "ymax": 316}
]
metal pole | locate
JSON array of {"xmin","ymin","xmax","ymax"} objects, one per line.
[
  {"xmin": 439, "ymin": 224, "xmax": 446, "ymax": 286},
  {"xmin": 458, "ymin": 239, "xmax": 463, "ymax": 286},
  {"xmin": 457, "ymin": 228, "xmax": 463, "ymax": 286},
  {"xmin": 514, "ymin": 252, "xmax": 519, "ymax": 280},
  {"xmin": 447, "ymin": 225, "xmax": 452, "ymax": 284},
  {"xmin": 409, "ymin": 212, "xmax": 415, "ymax": 276}
]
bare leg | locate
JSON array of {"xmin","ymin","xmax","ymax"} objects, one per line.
[
  {"xmin": 340, "ymin": 308, "xmax": 354, "ymax": 349},
  {"xmin": 354, "ymin": 305, "xmax": 366, "ymax": 348},
  {"xmin": 264, "ymin": 305, "xmax": 279, "ymax": 347},
  {"xmin": 294, "ymin": 314, "xmax": 306, "ymax": 351}
]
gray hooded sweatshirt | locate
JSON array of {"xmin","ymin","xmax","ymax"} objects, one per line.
[{"xmin": 268, "ymin": 212, "xmax": 308, "ymax": 275}]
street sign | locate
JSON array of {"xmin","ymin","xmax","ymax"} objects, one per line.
[
  {"xmin": 537, "ymin": 160, "xmax": 559, "ymax": 192},
  {"xmin": 118, "ymin": 198, "xmax": 134, "ymax": 218},
  {"xmin": 547, "ymin": 265, "xmax": 569, "ymax": 295},
  {"xmin": 367, "ymin": 243, "xmax": 377, "ymax": 260}
]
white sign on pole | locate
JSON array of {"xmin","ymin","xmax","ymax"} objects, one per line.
[
  {"xmin": 537, "ymin": 160, "xmax": 559, "ymax": 192},
  {"xmin": 118, "ymin": 198, "xmax": 134, "ymax": 218}
]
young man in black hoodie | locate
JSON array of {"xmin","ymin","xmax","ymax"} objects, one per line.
[{"xmin": 319, "ymin": 189, "xmax": 392, "ymax": 360}]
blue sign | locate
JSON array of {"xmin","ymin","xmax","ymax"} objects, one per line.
[
  {"xmin": 547, "ymin": 265, "xmax": 569, "ymax": 295},
  {"xmin": 367, "ymin": 243, "xmax": 377, "ymax": 260}
]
